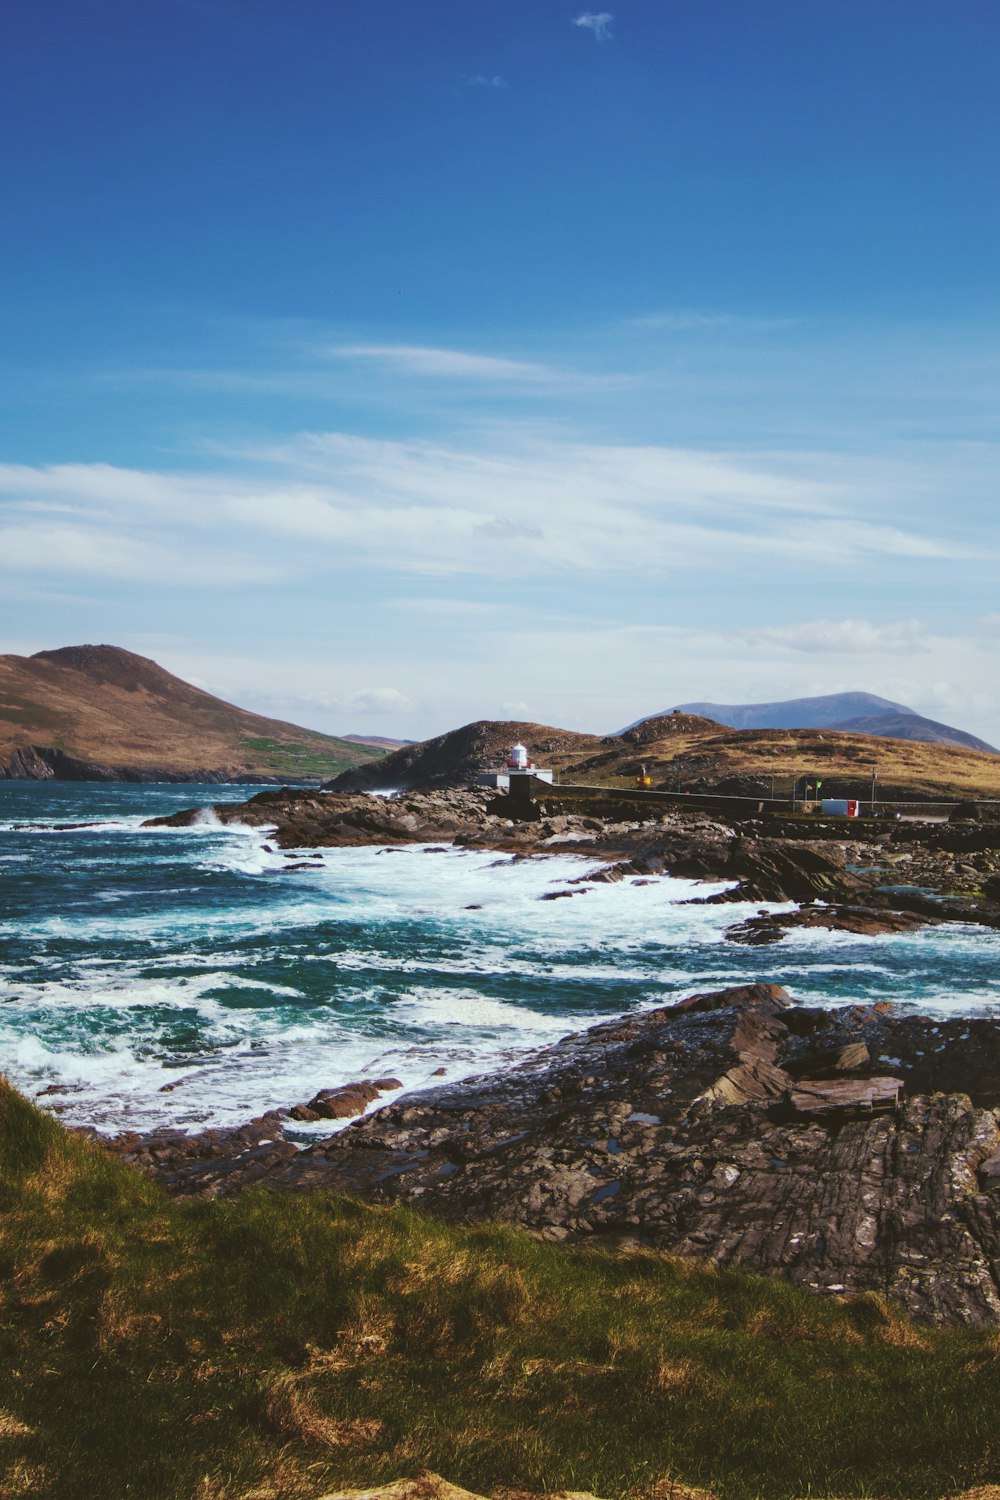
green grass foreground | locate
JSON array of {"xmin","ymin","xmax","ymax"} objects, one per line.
[{"xmin": 1, "ymin": 1082, "xmax": 999, "ymax": 1500}]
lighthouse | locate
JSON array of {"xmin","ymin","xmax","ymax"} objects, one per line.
[{"xmin": 477, "ymin": 743, "xmax": 554, "ymax": 789}]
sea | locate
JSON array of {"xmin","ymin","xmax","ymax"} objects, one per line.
[{"xmin": 2, "ymin": 782, "xmax": 999, "ymax": 1136}]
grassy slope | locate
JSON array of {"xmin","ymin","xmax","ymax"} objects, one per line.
[
  {"xmin": 0, "ymin": 649, "xmax": 382, "ymax": 779},
  {"xmin": 2, "ymin": 1083, "xmax": 999, "ymax": 1500},
  {"xmin": 544, "ymin": 727, "xmax": 1000, "ymax": 801}
]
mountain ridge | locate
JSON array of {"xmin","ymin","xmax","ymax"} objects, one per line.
[
  {"xmin": 645, "ymin": 692, "xmax": 998, "ymax": 754},
  {"xmin": 330, "ymin": 714, "xmax": 1000, "ymax": 803}
]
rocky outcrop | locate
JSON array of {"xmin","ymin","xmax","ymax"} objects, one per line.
[
  {"xmin": 87, "ymin": 1113, "xmax": 299, "ymax": 1190},
  {"xmin": 717, "ymin": 836, "xmax": 865, "ymax": 903},
  {"xmin": 146, "ymin": 788, "xmax": 1000, "ymax": 937},
  {"xmin": 109, "ymin": 983, "xmax": 1000, "ymax": 1327},
  {"xmin": 1, "ymin": 746, "xmax": 57, "ymax": 779},
  {"xmin": 146, "ymin": 787, "xmax": 501, "ymax": 845},
  {"xmin": 725, "ymin": 905, "xmax": 936, "ymax": 945},
  {"xmin": 0, "ymin": 743, "xmax": 272, "ymax": 783}
]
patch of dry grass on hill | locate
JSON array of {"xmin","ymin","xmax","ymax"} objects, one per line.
[{"xmin": 547, "ymin": 726, "xmax": 1000, "ymax": 801}]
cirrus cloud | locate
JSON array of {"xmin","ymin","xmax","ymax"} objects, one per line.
[
  {"xmin": 573, "ymin": 12, "xmax": 613, "ymax": 41},
  {"xmin": 737, "ymin": 618, "xmax": 930, "ymax": 656}
]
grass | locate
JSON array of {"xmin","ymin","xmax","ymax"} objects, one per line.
[
  {"xmin": 2, "ymin": 1081, "xmax": 1000, "ymax": 1500},
  {"xmin": 544, "ymin": 728, "xmax": 1000, "ymax": 803},
  {"xmin": 237, "ymin": 737, "xmax": 386, "ymax": 777}
]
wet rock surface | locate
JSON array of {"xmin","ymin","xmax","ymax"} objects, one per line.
[
  {"xmin": 146, "ymin": 787, "xmax": 501, "ymax": 848},
  {"xmin": 725, "ymin": 904, "xmax": 936, "ymax": 944},
  {"xmin": 107, "ymin": 983, "xmax": 1000, "ymax": 1327}
]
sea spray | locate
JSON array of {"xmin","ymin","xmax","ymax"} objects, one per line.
[{"xmin": 1, "ymin": 781, "xmax": 999, "ymax": 1134}]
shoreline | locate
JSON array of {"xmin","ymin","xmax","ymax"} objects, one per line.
[
  {"xmin": 95, "ymin": 979, "xmax": 1000, "ymax": 1327},
  {"xmin": 147, "ymin": 782, "xmax": 1000, "ymax": 928},
  {"xmin": 12, "ymin": 782, "xmax": 1000, "ymax": 1323}
]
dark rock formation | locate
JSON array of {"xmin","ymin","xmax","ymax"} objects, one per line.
[
  {"xmin": 718, "ymin": 835, "xmax": 864, "ymax": 903},
  {"xmin": 106, "ymin": 983, "xmax": 1000, "ymax": 1327},
  {"xmin": 88, "ymin": 1113, "xmax": 299, "ymax": 1191},
  {"xmin": 0, "ymin": 744, "xmax": 278, "ymax": 783},
  {"xmin": 146, "ymin": 787, "xmax": 1000, "ymax": 937},
  {"xmin": 725, "ymin": 905, "xmax": 936, "ymax": 945},
  {"xmin": 146, "ymin": 787, "xmax": 501, "ymax": 846}
]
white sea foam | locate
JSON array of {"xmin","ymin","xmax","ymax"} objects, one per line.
[{"xmin": 4, "ymin": 803, "xmax": 1000, "ymax": 1134}]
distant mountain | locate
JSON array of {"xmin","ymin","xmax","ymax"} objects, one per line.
[
  {"xmin": 341, "ymin": 734, "xmax": 412, "ymax": 750},
  {"xmin": 0, "ymin": 644, "xmax": 386, "ymax": 782},
  {"xmin": 831, "ymin": 712, "xmax": 998, "ymax": 753},
  {"xmin": 634, "ymin": 693, "xmax": 1000, "ymax": 755},
  {"xmin": 666, "ymin": 692, "xmax": 913, "ymax": 731}
]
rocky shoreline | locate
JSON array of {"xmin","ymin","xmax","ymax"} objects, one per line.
[
  {"xmin": 146, "ymin": 783, "xmax": 1000, "ymax": 931},
  {"xmin": 90, "ymin": 787, "xmax": 1000, "ymax": 1325},
  {"xmin": 1, "ymin": 744, "xmax": 323, "ymax": 783},
  {"xmin": 96, "ymin": 980, "xmax": 1000, "ymax": 1327}
]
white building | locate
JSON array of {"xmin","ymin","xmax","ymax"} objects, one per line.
[{"xmin": 477, "ymin": 743, "xmax": 555, "ymax": 790}]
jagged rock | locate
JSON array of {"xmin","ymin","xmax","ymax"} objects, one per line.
[
  {"xmin": 667, "ymin": 981, "xmax": 792, "ymax": 1017},
  {"xmin": 146, "ymin": 788, "xmax": 498, "ymax": 850},
  {"xmin": 308, "ymin": 1083, "xmax": 383, "ymax": 1119},
  {"xmin": 785, "ymin": 1041, "xmax": 870, "ymax": 1078},
  {"xmin": 786, "ymin": 1076, "xmax": 903, "ymax": 1119},
  {"xmin": 719, "ymin": 837, "xmax": 863, "ymax": 903},
  {"xmin": 726, "ymin": 905, "xmax": 935, "ymax": 945}
]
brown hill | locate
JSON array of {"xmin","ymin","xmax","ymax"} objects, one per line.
[
  {"xmin": 621, "ymin": 724, "xmax": 1000, "ymax": 802},
  {"xmin": 330, "ymin": 719, "xmax": 602, "ymax": 792},
  {"xmin": 332, "ymin": 714, "xmax": 1000, "ymax": 803},
  {"xmin": 0, "ymin": 644, "xmax": 384, "ymax": 783}
]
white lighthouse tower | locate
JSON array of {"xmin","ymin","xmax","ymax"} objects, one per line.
[{"xmin": 478, "ymin": 742, "xmax": 554, "ymax": 790}]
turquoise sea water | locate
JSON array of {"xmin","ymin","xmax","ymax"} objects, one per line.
[{"xmin": 2, "ymin": 783, "xmax": 999, "ymax": 1134}]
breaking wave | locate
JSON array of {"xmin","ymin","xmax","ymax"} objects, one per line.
[{"xmin": 1, "ymin": 781, "xmax": 999, "ymax": 1134}]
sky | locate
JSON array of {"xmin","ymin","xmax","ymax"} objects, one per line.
[{"xmin": 2, "ymin": 0, "xmax": 999, "ymax": 744}]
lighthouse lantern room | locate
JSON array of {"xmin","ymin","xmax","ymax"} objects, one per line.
[{"xmin": 477, "ymin": 743, "xmax": 554, "ymax": 789}]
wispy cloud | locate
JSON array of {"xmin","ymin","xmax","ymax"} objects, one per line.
[
  {"xmin": 295, "ymin": 686, "xmax": 416, "ymax": 716},
  {"xmin": 467, "ymin": 74, "xmax": 508, "ymax": 89},
  {"xmin": 735, "ymin": 618, "xmax": 930, "ymax": 656},
  {"xmin": 0, "ymin": 428, "xmax": 982, "ymax": 601},
  {"xmin": 328, "ymin": 344, "xmax": 560, "ymax": 383},
  {"xmin": 0, "ymin": 518, "xmax": 276, "ymax": 586},
  {"xmin": 573, "ymin": 11, "xmax": 613, "ymax": 41},
  {"xmin": 632, "ymin": 309, "xmax": 799, "ymax": 332},
  {"xmin": 385, "ymin": 598, "xmax": 508, "ymax": 618}
]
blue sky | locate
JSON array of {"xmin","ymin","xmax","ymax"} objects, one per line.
[{"xmin": 2, "ymin": 0, "xmax": 999, "ymax": 742}]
